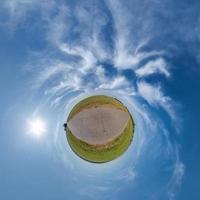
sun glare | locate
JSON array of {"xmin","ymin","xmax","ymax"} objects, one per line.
[{"xmin": 28, "ymin": 117, "xmax": 46, "ymax": 138}]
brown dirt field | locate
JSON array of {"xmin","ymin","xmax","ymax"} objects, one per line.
[{"xmin": 67, "ymin": 106, "xmax": 130, "ymax": 145}]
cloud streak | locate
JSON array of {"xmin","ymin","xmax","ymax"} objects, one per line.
[{"xmin": 1, "ymin": 0, "xmax": 185, "ymax": 199}]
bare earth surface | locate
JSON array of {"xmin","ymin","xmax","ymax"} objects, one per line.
[{"xmin": 67, "ymin": 106, "xmax": 130, "ymax": 145}]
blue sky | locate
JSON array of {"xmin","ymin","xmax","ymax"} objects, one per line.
[{"xmin": 0, "ymin": 0, "xmax": 200, "ymax": 199}]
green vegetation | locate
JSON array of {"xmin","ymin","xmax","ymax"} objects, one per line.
[{"xmin": 66, "ymin": 95, "xmax": 135, "ymax": 163}]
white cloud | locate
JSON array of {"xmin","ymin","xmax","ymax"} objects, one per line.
[
  {"xmin": 35, "ymin": 62, "xmax": 72, "ymax": 88},
  {"xmin": 106, "ymin": 0, "xmax": 164, "ymax": 69},
  {"xmin": 136, "ymin": 58, "xmax": 170, "ymax": 77},
  {"xmin": 95, "ymin": 65, "xmax": 106, "ymax": 80},
  {"xmin": 137, "ymin": 81, "xmax": 175, "ymax": 118},
  {"xmin": 98, "ymin": 76, "xmax": 127, "ymax": 90},
  {"xmin": 173, "ymin": 161, "xmax": 185, "ymax": 186},
  {"xmin": 167, "ymin": 147, "xmax": 185, "ymax": 200},
  {"xmin": 2, "ymin": 1, "xmax": 184, "ymax": 198},
  {"xmin": 137, "ymin": 81, "xmax": 169, "ymax": 105},
  {"xmin": 1, "ymin": 0, "xmax": 55, "ymax": 29},
  {"xmin": 45, "ymin": 4, "xmax": 69, "ymax": 45},
  {"xmin": 114, "ymin": 49, "xmax": 163, "ymax": 69},
  {"xmin": 3, "ymin": 0, "xmax": 36, "ymax": 15},
  {"xmin": 115, "ymin": 167, "xmax": 136, "ymax": 182},
  {"xmin": 59, "ymin": 44, "xmax": 97, "ymax": 74}
]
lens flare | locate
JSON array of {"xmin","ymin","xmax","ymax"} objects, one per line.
[{"xmin": 28, "ymin": 117, "xmax": 46, "ymax": 138}]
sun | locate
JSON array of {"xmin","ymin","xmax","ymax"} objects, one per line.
[{"xmin": 28, "ymin": 117, "xmax": 47, "ymax": 138}]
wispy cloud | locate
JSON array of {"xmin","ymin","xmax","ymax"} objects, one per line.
[
  {"xmin": 136, "ymin": 58, "xmax": 170, "ymax": 78},
  {"xmin": 0, "ymin": 0, "xmax": 184, "ymax": 199},
  {"xmin": 115, "ymin": 167, "xmax": 136, "ymax": 182},
  {"xmin": 167, "ymin": 147, "xmax": 185, "ymax": 200},
  {"xmin": 1, "ymin": 0, "xmax": 55, "ymax": 30},
  {"xmin": 137, "ymin": 81, "xmax": 175, "ymax": 119}
]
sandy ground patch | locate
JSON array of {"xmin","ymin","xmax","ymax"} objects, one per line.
[{"xmin": 67, "ymin": 106, "xmax": 130, "ymax": 145}]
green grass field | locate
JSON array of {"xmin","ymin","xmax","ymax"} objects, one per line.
[{"xmin": 66, "ymin": 95, "xmax": 134, "ymax": 163}]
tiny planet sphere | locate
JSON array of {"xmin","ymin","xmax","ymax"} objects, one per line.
[{"xmin": 64, "ymin": 95, "xmax": 134, "ymax": 163}]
